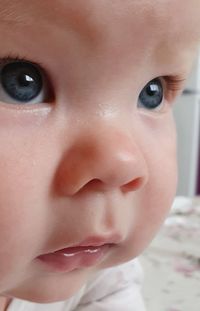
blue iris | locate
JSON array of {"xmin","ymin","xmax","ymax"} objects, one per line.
[
  {"xmin": 1, "ymin": 61, "xmax": 42, "ymax": 103},
  {"xmin": 138, "ymin": 78, "xmax": 163, "ymax": 110}
]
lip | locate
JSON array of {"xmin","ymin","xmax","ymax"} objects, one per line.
[
  {"xmin": 37, "ymin": 244, "xmax": 113, "ymax": 273},
  {"xmin": 37, "ymin": 234, "xmax": 121, "ymax": 273},
  {"xmin": 78, "ymin": 233, "xmax": 122, "ymax": 247}
]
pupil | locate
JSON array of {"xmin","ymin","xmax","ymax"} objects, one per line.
[
  {"xmin": 146, "ymin": 84, "xmax": 158, "ymax": 96},
  {"xmin": 18, "ymin": 74, "xmax": 33, "ymax": 87}
]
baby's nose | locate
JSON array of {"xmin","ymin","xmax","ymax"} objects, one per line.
[{"xmin": 56, "ymin": 127, "xmax": 148, "ymax": 196}]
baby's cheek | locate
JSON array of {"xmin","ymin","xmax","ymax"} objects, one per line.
[
  {"xmin": 0, "ymin": 202, "xmax": 47, "ymax": 294},
  {"xmin": 0, "ymin": 217, "xmax": 29, "ymax": 291},
  {"xmin": 125, "ymin": 121, "xmax": 177, "ymax": 255},
  {"xmin": 0, "ymin": 165, "xmax": 46, "ymax": 287},
  {"xmin": 103, "ymin": 140, "xmax": 178, "ymax": 269},
  {"xmin": 137, "ymin": 148, "xmax": 177, "ymax": 245}
]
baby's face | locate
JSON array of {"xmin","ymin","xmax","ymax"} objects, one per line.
[{"xmin": 0, "ymin": 0, "xmax": 199, "ymax": 304}]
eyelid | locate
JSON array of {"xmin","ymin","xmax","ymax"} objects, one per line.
[
  {"xmin": 0, "ymin": 53, "xmax": 46, "ymax": 72},
  {"xmin": 160, "ymin": 75, "xmax": 187, "ymax": 105},
  {"xmin": 164, "ymin": 75, "xmax": 186, "ymax": 93}
]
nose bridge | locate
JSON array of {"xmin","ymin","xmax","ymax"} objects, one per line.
[{"xmin": 57, "ymin": 122, "xmax": 148, "ymax": 195}]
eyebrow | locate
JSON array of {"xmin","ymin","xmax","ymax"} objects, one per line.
[{"xmin": 0, "ymin": 2, "xmax": 98, "ymax": 46}]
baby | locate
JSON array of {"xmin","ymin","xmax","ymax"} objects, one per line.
[{"xmin": 0, "ymin": 0, "xmax": 199, "ymax": 310}]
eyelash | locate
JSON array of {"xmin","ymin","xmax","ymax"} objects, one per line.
[
  {"xmin": 164, "ymin": 75, "xmax": 186, "ymax": 94},
  {"xmin": 0, "ymin": 54, "xmax": 45, "ymax": 71}
]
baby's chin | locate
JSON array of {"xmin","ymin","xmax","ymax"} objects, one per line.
[
  {"xmin": 4, "ymin": 247, "xmax": 137, "ymax": 304},
  {"xmin": 5, "ymin": 269, "xmax": 92, "ymax": 304}
]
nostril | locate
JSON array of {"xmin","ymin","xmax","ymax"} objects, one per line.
[
  {"xmin": 121, "ymin": 177, "xmax": 145, "ymax": 193},
  {"xmin": 85, "ymin": 178, "xmax": 104, "ymax": 189},
  {"xmin": 78, "ymin": 178, "xmax": 106, "ymax": 193}
]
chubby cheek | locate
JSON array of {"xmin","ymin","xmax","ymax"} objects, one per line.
[
  {"xmin": 117, "ymin": 115, "xmax": 178, "ymax": 262},
  {"xmin": 134, "ymin": 153, "xmax": 177, "ymax": 250},
  {"xmin": 0, "ymin": 181, "xmax": 45, "ymax": 292},
  {"xmin": 0, "ymin": 135, "xmax": 52, "ymax": 291}
]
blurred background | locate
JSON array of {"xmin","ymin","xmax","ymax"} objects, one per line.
[
  {"xmin": 140, "ymin": 52, "xmax": 200, "ymax": 311},
  {"xmin": 174, "ymin": 54, "xmax": 200, "ymax": 197}
]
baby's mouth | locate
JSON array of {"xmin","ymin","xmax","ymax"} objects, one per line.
[
  {"xmin": 37, "ymin": 233, "xmax": 121, "ymax": 273},
  {"xmin": 37, "ymin": 244, "xmax": 113, "ymax": 273}
]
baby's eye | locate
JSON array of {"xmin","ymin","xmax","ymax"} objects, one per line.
[
  {"xmin": 138, "ymin": 78, "xmax": 164, "ymax": 110},
  {"xmin": 0, "ymin": 60, "xmax": 49, "ymax": 105}
]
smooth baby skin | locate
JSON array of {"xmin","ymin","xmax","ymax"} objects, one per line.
[{"xmin": 0, "ymin": 0, "xmax": 199, "ymax": 309}]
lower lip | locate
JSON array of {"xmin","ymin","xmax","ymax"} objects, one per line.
[{"xmin": 37, "ymin": 244, "xmax": 112, "ymax": 273}]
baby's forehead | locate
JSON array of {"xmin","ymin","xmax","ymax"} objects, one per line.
[
  {"xmin": 1, "ymin": 0, "xmax": 200, "ymax": 44},
  {"xmin": 0, "ymin": 0, "xmax": 200, "ymax": 69}
]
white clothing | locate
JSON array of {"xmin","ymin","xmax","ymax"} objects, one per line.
[{"xmin": 8, "ymin": 258, "xmax": 146, "ymax": 311}]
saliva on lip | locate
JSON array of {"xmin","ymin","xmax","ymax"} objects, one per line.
[{"xmin": 63, "ymin": 247, "xmax": 100, "ymax": 257}]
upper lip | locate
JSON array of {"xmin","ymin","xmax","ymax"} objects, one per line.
[
  {"xmin": 78, "ymin": 233, "xmax": 123, "ymax": 247},
  {"xmin": 43, "ymin": 233, "xmax": 123, "ymax": 255}
]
